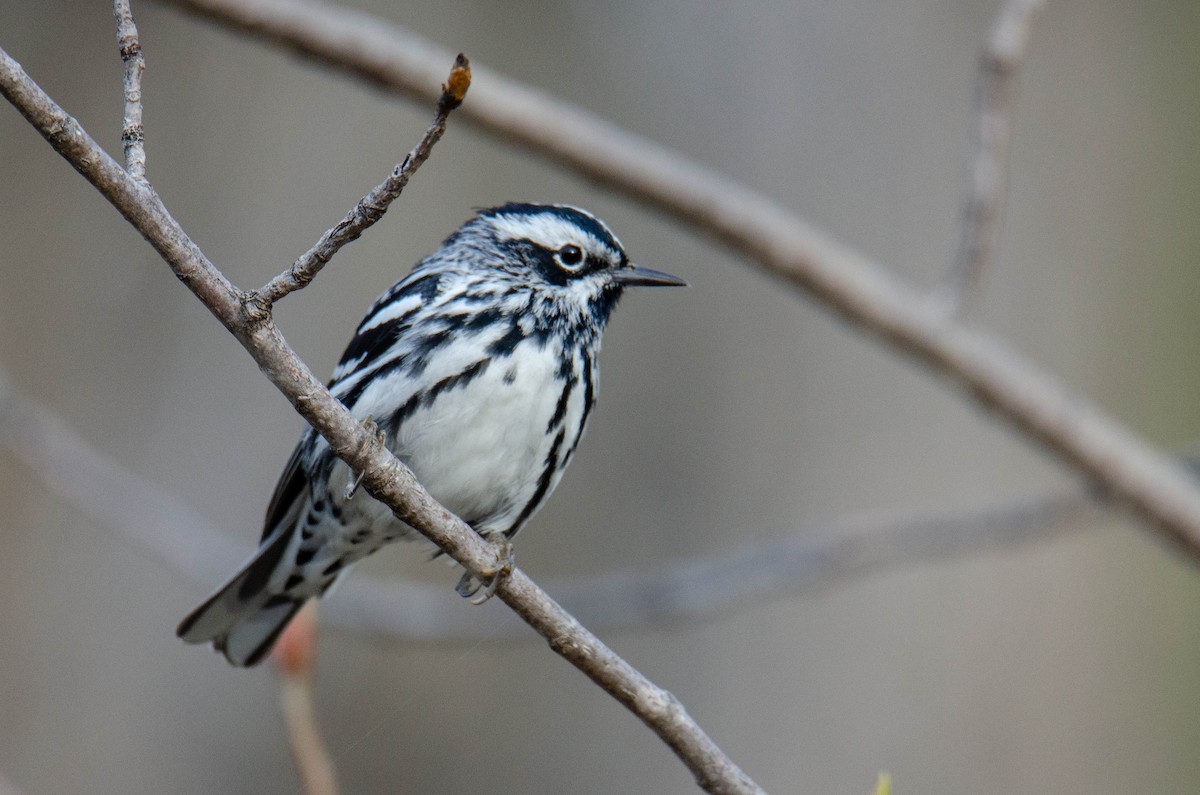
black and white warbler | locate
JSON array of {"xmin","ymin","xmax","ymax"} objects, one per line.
[{"xmin": 177, "ymin": 203, "xmax": 685, "ymax": 666}]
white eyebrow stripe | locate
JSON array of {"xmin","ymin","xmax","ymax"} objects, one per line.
[{"xmin": 488, "ymin": 213, "xmax": 612, "ymax": 256}]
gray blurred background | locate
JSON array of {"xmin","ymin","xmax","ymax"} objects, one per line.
[{"xmin": 2, "ymin": 1, "xmax": 1200, "ymax": 793}]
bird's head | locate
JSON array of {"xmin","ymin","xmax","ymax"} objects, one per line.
[{"xmin": 446, "ymin": 203, "xmax": 685, "ymax": 330}]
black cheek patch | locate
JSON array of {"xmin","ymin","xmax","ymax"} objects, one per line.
[{"xmin": 526, "ymin": 243, "xmax": 570, "ymax": 286}]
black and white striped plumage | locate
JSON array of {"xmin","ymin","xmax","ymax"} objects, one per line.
[{"xmin": 177, "ymin": 203, "xmax": 685, "ymax": 666}]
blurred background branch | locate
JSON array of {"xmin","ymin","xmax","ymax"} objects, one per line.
[
  {"xmin": 155, "ymin": 0, "xmax": 1200, "ymax": 564},
  {"xmin": 273, "ymin": 605, "xmax": 339, "ymax": 795},
  {"xmin": 0, "ymin": 363, "xmax": 1123, "ymax": 640}
]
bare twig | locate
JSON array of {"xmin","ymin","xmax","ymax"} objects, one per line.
[
  {"xmin": 940, "ymin": 0, "xmax": 1045, "ymax": 314},
  {"xmin": 154, "ymin": 0, "xmax": 1200, "ymax": 564},
  {"xmin": 254, "ymin": 53, "xmax": 470, "ymax": 308},
  {"xmin": 275, "ymin": 605, "xmax": 339, "ymax": 795},
  {"xmin": 113, "ymin": 0, "xmax": 147, "ymax": 180},
  {"xmin": 0, "ymin": 49, "xmax": 762, "ymax": 795},
  {"xmin": 0, "ymin": 363, "xmax": 1112, "ymax": 640}
]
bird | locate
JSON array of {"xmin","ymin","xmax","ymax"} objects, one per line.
[{"xmin": 177, "ymin": 202, "xmax": 686, "ymax": 666}]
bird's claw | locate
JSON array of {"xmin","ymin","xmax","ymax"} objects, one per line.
[
  {"xmin": 456, "ymin": 536, "xmax": 515, "ymax": 604},
  {"xmin": 345, "ymin": 415, "xmax": 386, "ymax": 500}
]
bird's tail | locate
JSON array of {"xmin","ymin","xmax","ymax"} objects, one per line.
[{"xmin": 176, "ymin": 528, "xmax": 304, "ymax": 667}]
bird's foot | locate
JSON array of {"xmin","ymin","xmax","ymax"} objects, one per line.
[
  {"xmin": 344, "ymin": 415, "xmax": 386, "ymax": 500},
  {"xmin": 455, "ymin": 536, "xmax": 515, "ymax": 604}
]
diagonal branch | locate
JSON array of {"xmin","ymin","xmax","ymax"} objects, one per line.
[
  {"xmin": 113, "ymin": 0, "xmax": 147, "ymax": 180},
  {"xmin": 0, "ymin": 48, "xmax": 762, "ymax": 795},
  {"xmin": 254, "ymin": 53, "xmax": 470, "ymax": 307},
  {"xmin": 940, "ymin": 0, "xmax": 1045, "ymax": 314},
  {"xmin": 154, "ymin": 0, "xmax": 1200, "ymax": 564}
]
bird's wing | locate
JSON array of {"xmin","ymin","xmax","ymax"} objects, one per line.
[
  {"xmin": 257, "ymin": 270, "xmax": 447, "ymax": 545},
  {"xmin": 328, "ymin": 270, "xmax": 443, "ymax": 385},
  {"xmin": 261, "ymin": 439, "xmax": 310, "ymax": 543}
]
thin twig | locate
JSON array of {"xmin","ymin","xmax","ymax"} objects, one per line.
[
  {"xmin": 0, "ymin": 363, "xmax": 1123, "ymax": 641},
  {"xmin": 113, "ymin": 0, "xmax": 147, "ymax": 180},
  {"xmin": 253, "ymin": 53, "xmax": 470, "ymax": 308},
  {"xmin": 939, "ymin": 0, "xmax": 1045, "ymax": 314},
  {"xmin": 154, "ymin": 0, "xmax": 1200, "ymax": 565},
  {"xmin": 0, "ymin": 49, "xmax": 762, "ymax": 795},
  {"xmin": 275, "ymin": 605, "xmax": 339, "ymax": 795}
]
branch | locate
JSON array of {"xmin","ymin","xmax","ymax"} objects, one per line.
[
  {"xmin": 254, "ymin": 53, "xmax": 471, "ymax": 307},
  {"xmin": 940, "ymin": 0, "xmax": 1045, "ymax": 314},
  {"xmin": 0, "ymin": 48, "xmax": 762, "ymax": 795},
  {"xmin": 154, "ymin": 0, "xmax": 1200, "ymax": 564},
  {"xmin": 0, "ymin": 365, "xmax": 249, "ymax": 587},
  {"xmin": 336, "ymin": 490, "xmax": 1098, "ymax": 639},
  {"xmin": 113, "ymin": 0, "xmax": 147, "ymax": 180},
  {"xmin": 274, "ymin": 605, "xmax": 339, "ymax": 795},
  {"xmin": 0, "ymin": 362, "xmax": 1109, "ymax": 641}
]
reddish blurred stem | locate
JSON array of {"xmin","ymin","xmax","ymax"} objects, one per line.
[{"xmin": 275, "ymin": 604, "xmax": 339, "ymax": 795}]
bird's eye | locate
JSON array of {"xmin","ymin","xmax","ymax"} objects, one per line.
[{"xmin": 556, "ymin": 244, "xmax": 584, "ymax": 269}]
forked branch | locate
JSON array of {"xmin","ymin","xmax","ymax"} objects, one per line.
[{"xmin": 0, "ymin": 45, "xmax": 762, "ymax": 795}]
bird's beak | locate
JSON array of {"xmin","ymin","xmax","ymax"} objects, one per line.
[{"xmin": 613, "ymin": 263, "xmax": 688, "ymax": 287}]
